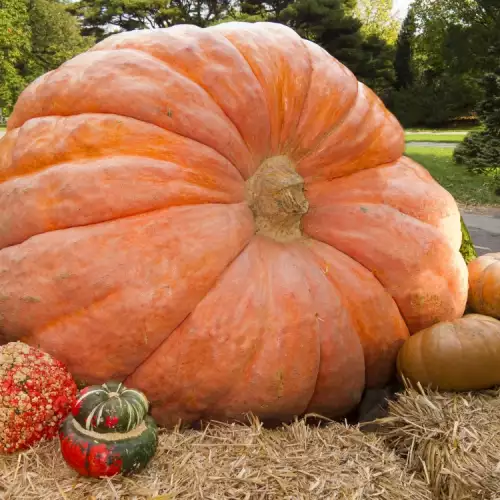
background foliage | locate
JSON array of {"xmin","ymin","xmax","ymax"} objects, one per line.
[{"xmin": 0, "ymin": 0, "xmax": 93, "ymax": 117}]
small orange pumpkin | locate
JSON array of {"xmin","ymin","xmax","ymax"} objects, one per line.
[
  {"xmin": 397, "ymin": 314, "xmax": 500, "ymax": 391},
  {"xmin": 468, "ymin": 253, "xmax": 500, "ymax": 318},
  {"xmin": 0, "ymin": 23, "xmax": 467, "ymax": 427}
]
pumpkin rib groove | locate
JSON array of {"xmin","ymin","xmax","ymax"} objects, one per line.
[
  {"xmin": 282, "ymin": 38, "xmax": 314, "ymax": 155},
  {"xmin": 210, "ymin": 23, "xmax": 313, "ymax": 158},
  {"xmin": 305, "ymin": 200, "xmax": 458, "ymax": 257},
  {"xmin": 179, "ymin": 243, "xmax": 282, "ymax": 422},
  {"xmin": 294, "ymin": 81, "xmax": 361, "ymax": 167},
  {"xmin": 94, "ymin": 46, "xmax": 256, "ymax": 176},
  {"xmin": 307, "ymin": 107, "xmax": 392, "ymax": 183},
  {"xmin": 303, "ymin": 157, "xmax": 396, "ymax": 189},
  {"xmin": 304, "ymin": 232, "xmax": 390, "ymax": 304},
  {"xmin": 122, "ymin": 234, "xmax": 257, "ymax": 387},
  {"xmin": 0, "ymin": 155, "xmax": 244, "ymax": 249},
  {"xmin": 210, "ymin": 32, "xmax": 276, "ymax": 155},
  {"xmin": 304, "ymin": 158, "xmax": 461, "ymax": 248},
  {"xmin": 288, "ymin": 41, "xmax": 358, "ymax": 162},
  {"xmin": 32, "ymin": 287, "xmax": 122, "ymax": 343},
  {"xmin": 1, "ymin": 144, "xmax": 244, "ymax": 187},
  {"xmin": 8, "ymin": 49, "xmax": 250, "ymax": 164},
  {"xmin": 0, "ymin": 188, "xmax": 243, "ymax": 252},
  {"xmin": 1, "ymin": 113, "xmax": 245, "ymax": 188},
  {"xmin": 300, "ymin": 238, "xmax": 408, "ymax": 388},
  {"xmin": 218, "ymin": 241, "xmax": 319, "ymax": 420},
  {"xmin": 286, "ymin": 244, "xmax": 362, "ymax": 414},
  {"xmin": 303, "ymin": 202, "xmax": 466, "ymax": 332},
  {"xmin": 9, "ymin": 203, "xmax": 255, "ymax": 383},
  {"xmin": 473, "ymin": 259, "xmax": 497, "ymax": 313},
  {"xmin": 9, "ymin": 106, "xmax": 244, "ymax": 182}
]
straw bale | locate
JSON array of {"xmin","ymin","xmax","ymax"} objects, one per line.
[
  {"xmin": 373, "ymin": 385, "xmax": 500, "ymax": 500},
  {"xmin": 0, "ymin": 416, "xmax": 431, "ymax": 500}
]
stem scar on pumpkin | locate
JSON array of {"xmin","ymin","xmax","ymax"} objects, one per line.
[{"xmin": 245, "ymin": 156, "xmax": 308, "ymax": 243}]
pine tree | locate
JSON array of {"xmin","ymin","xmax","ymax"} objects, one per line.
[
  {"xmin": 357, "ymin": 33, "xmax": 395, "ymax": 99},
  {"xmin": 280, "ymin": 0, "xmax": 364, "ymax": 72},
  {"xmin": 393, "ymin": 7, "xmax": 415, "ymax": 90},
  {"xmin": 453, "ymin": 69, "xmax": 500, "ymax": 172}
]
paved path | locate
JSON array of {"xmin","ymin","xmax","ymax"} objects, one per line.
[
  {"xmin": 462, "ymin": 212, "xmax": 500, "ymax": 256},
  {"xmin": 407, "ymin": 131, "xmax": 467, "ymax": 135},
  {"xmin": 406, "ymin": 141, "xmax": 457, "ymax": 148}
]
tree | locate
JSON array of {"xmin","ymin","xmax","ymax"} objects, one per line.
[
  {"xmin": 357, "ymin": 33, "xmax": 395, "ymax": 99},
  {"xmin": 389, "ymin": 0, "xmax": 499, "ymax": 127},
  {"xmin": 0, "ymin": 0, "xmax": 92, "ymax": 117},
  {"xmin": 353, "ymin": 0, "xmax": 399, "ymax": 45},
  {"xmin": 280, "ymin": 0, "xmax": 395, "ymax": 98},
  {"xmin": 393, "ymin": 7, "xmax": 415, "ymax": 90},
  {"xmin": 280, "ymin": 0, "xmax": 364, "ymax": 70},
  {"xmin": 454, "ymin": 71, "xmax": 500, "ymax": 173},
  {"xmin": 69, "ymin": 0, "xmax": 234, "ymax": 40},
  {"xmin": 25, "ymin": 0, "xmax": 94, "ymax": 79},
  {"xmin": 453, "ymin": 2, "xmax": 500, "ymax": 173},
  {"xmin": 0, "ymin": 0, "xmax": 31, "ymax": 116}
]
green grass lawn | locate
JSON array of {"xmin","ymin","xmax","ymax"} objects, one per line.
[
  {"xmin": 405, "ymin": 133, "xmax": 466, "ymax": 143},
  {"xmin": 405, "ymin": 145, "xmax": 499, "ymax": 206},
  {"xmin": 405, "ymin": 126, "xmax": 482, "ymax": 133}
]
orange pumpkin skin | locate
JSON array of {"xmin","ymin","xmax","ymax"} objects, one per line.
[
  {"xmin": 397, "ymin": 314, "xmax": 500, "ymax": 391},
  {"xmin": 0, "ymin": 23, "xmax": 467, "ymax": 427},
  {"xmin": 468, "ymin": 253, "xmax": 500, "ymax": 318}
]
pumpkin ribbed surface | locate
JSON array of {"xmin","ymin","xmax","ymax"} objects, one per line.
[
  {"xmin": 0, "ymin": 22, "xmax": 467, "ymax": 427},
  {"xmin": 397, "ymin": 314, "xmax": 500, "ymax": 391},
  {"xmin": 468, "ymin": 253, "xmax": 500, "ymax": 318},
  {"xmin": 72, "ymin": 381, "xmax": 149, "ymax": 433}
]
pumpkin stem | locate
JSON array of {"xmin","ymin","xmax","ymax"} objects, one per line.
[{"xmin": 245, "ymin": 156, "xmax": 308, "ymax": 242}]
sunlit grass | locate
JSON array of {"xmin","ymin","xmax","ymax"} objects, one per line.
[{"xmin": 405, "ymin": 145, "xmax": 499, "ymax": 206}]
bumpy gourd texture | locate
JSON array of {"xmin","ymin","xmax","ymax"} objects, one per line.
[{"xmin": 0, "ymin": 23, "xmax": 467, "ymax": 427}]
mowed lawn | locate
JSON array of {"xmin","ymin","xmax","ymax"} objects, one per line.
[
  {"xmin": 405, "ymin": 145, "xmax": 499, "ymax": 206},
  {"xmin": 405, "ymin": 133, "xmax": 467, "ymax": 143}
]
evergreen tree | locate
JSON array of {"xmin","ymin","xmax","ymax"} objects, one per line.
[
  {"xmin": 357, "ymin": 33, "xmax": 395, "ymax": 100},
  {"xmin": 454, "ymin": 69, "xmax": 500, "ymax": 172},
  {"xmin": 393, "ymin": 7, "xmax": 415, "ymax": 90},
  {"xmin": 280, "ymin": 0, "xmax": 364, "ymax": 71},
  {"xmin": 280, "ymin": 0, "xmax": 394, "ymax": 98},
  {"xmin": 453, "ymin": 5, "xmax": 500, "ymax": 173}
]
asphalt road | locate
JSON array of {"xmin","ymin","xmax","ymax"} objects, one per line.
[
  {"xmin": 406, "ymin": 141, "xmax": 457, "ymax": 148},
  {"xmin": 462, "ymin": 212, "xmax": 500, "ymax": 256}
]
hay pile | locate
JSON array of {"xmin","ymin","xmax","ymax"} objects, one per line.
[
  {"xmin": 374, "ymin": 385, "xmax": 500, "ymax": 500},
  {"xmin": 0, "ymin": 416, "xmax": 429, "ymax": 500},
  {"xmin": 1, "ymin": 387, "xmax": 500, "ymax": 500}
]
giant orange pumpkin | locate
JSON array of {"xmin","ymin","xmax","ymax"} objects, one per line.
[{"xmin": 0, "ymin": 23, "xmax": 467, "ymax": 427}]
